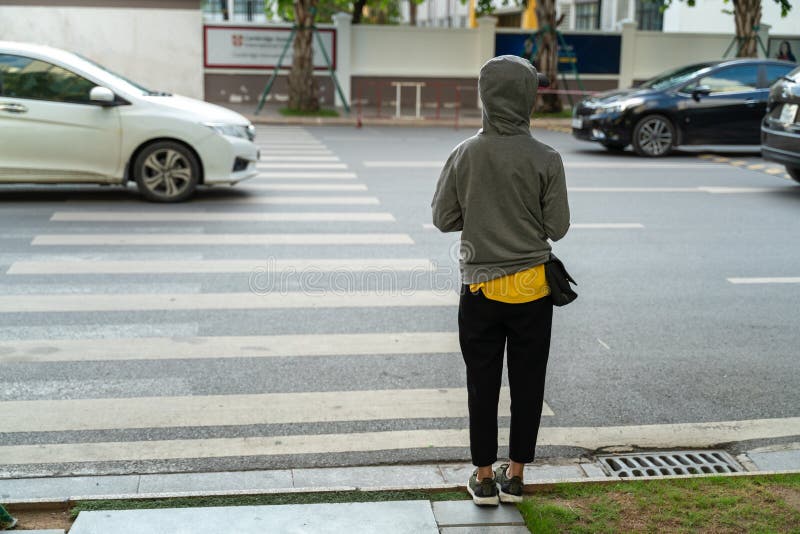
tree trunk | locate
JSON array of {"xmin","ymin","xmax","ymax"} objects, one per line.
[
  {"xmin": 732, "ymin": 0, "xmax": 762, "ymax": 57},
  {"xmin": 288, "ymin": 0, "xmax": 318, "ymax": 111},
  {"xmin": 534, "ymin": 0, "xmax": 562, "ymax": 113},
  {"xmin": 352, "ymin": 0, "xmax": 368, "ymax": 23},
  {"xmin": 409, "ymin": 0, "xmax": 417, "ymax": 25}
]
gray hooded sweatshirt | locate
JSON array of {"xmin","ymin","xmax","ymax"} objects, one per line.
[{"xmin": 431, "ymin": 55, "xmax": 570, "ymax": 284}]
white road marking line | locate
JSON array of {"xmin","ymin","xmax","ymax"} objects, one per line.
[
  {"xmin": 727, "ymin": 277, "xmax": 800, "ymax": 284},
  {"xmin": 572, "ymin": 223, "xmax": 644, "ymax": 229},
  {"xmin": 256, "ymin": 163, "xmax": 347, "ymax": 170},
  {"xmin": 258, "ymin": 150, "xmax": 334, "ymax": 155},
  {"xmin": 3, "ymin": 416, "xmax": 799, "ymax": 465},
  {"xmin": 7, "ymin": 258, "xmax": 435, "ymax": 275},
  {"xmin": 565, "ymin": 162, "xmax": 722, "ymax": 169},
  {"xmin": 570, "ymin": 187, "xmax": 778, "ymax": 194},
  {"xmin": 50, "ymin": 212, "xmax": 395, "ymax": 222},
  {"xmin": 203, "ymin": 196, "xmax": 381, "ymax": 205},
  {"xmin": 241, "ymin": 184, "xmax": 368, "ymax": 191},
  {"xmin": 255, "ymin": 172, "xmax": 357, "ymax": 179},
  {"xmin": 0, "ymin": 388, "xmax": 553, "ymax": 433},
  {"xmin": 422, "ymin": 223, "xmax": 643, "ymax": 230},
  {"xmin": 597, "ymin": 338, "xmax": 610, "ymax": 350},
  {"xmin": 0, "ymin": 290, "xmax": 459, "ymax": 313},
  {"xmin": 362, "ymin": 162, "xmax": 722, "ymax": 170},
  {"xmin": 31, "ymin": 233, "xmax": 415, "ymax": 246},
  {"xmin": 569, "ymin": 187, "xmax": 699, "ymax": 193},
  {"xmin": 698, "ymin": 187, "xmax": 778, "ymax": 194},
  {"xmin": 258, "ymin": 156, "xmax": 340, "ymax": 162},
  {"xmin": 363, "ymin": 161, "xmax": 443, "ymax": 168},
  {"xmin": 256, "ymin": 144, "xmax": 328, "ymax": 150},
  {"xmin": 0, "ymin": 332, "xmax": 460, "ymax": 363}
]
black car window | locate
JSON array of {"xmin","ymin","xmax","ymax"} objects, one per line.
[
  {"xmin": 693, "ymin": 65, "xmax": 759, "ymax": 93},
  {"xmin": 0, "ymin": 53, "xmax": 96, "ymax": 104},
  {"xmin": 764, "ymin": 64, "xmax": 795, "ymax": 87},
  {"xmin": 640, "ymin": 62, "xmax": 717, "ymax": 91}
]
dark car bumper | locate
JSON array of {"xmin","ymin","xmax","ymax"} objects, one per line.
[
  {"xmin": 571, "ymin": 110, "xmax": 631, "ymax": 146},
  {"xmin": 761, "ymin": 124, "xmax": 800, "ymax": 168}
]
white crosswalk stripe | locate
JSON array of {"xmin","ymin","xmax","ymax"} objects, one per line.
[
  {"xmin": 0, "ymin": 290, "xmax": 459, "ymax": 313},
  {"xmin": 254, "ymin": 172, "xmax": 357, "ymax": 179},
  {"xmin": 31, "ymin": 233, "xmax": 414, "ymax": 246},
  {"xmin": 0, "ymin": 332, "xmax": 460, "ymax": 362},
  {"xmin": 241, "ymin": 184, "xmax": 368, "ymax": 191},
  {"xmin": 256, "ymin": 163, "xmax": 348, "ymax": 169},
  {"xmin": 0, "ymin": 388, "xmax": 553, "ymax": 433},
  {"xmin": 7, "ymin": 258, "xmax": 434, "ymax": 275},
  {"xmin": 258, "ymin": 156, "xmax": 340, "ymax": 162},
  {"xmin": 50, "ymin": 212, "xmax": 396, "ymax": 222}
]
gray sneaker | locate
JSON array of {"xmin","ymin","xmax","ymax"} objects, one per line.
[
  {"xmin": 467, "ymin": 469, "xmax": 499, "ymax": 506},
  {"xmin": 495, "ymin": 463, "xmax": 524, "ymax": 503}
]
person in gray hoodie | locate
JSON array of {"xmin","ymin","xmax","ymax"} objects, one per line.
[{"xmin": 431, "ymin": 55, "xmax": 570, "ymax": 506}]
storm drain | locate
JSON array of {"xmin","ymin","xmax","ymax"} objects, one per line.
[{"xmin": 597, "ymin": 450, "xmax": 743, "ymax": 478}]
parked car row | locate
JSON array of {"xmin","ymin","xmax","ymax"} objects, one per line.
[
  {"xmin": 572, "ymin": 59, "xmax": 800, "ymax": 183},
  {"xmin": 0, "ymin": 41, "xmax": 259, "ymax": 202}
]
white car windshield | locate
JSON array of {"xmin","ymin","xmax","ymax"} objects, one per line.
[{"xmin": 71, "ymin": 52, "xmax": 166, "ymax": 96}]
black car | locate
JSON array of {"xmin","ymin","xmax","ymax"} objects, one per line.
[
  {"xmin": 761, "ymin": 65, "xmax": 800, "ymax": 183},
  {"xmin": 572, "ymin": 59, "xmax": 797, "ymax": 157}
]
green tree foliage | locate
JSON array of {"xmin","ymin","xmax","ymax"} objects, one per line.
[{"xmin": 661, "ymin": 0, "xmax": 792, "ymax": 57}]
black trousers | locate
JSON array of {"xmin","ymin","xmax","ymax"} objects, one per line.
[{"xmin": 458, "ymin": 286, "xmax": 553, "ymax": 466}]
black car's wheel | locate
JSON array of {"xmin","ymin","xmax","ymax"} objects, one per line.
[
  {"xmin": 133, "ymin": 141, "xmax": 199, "ymax": 202},
  {"xmin": 602, "ymin": 142, "xmax": 627, "ymax": 152},
  {"xmin": 787, "ymin": 166, "xmax": 800, "ymax": 184},
  {"xmin": 632, "ymin": 115, "xmax": 675, "ymax": 157}
]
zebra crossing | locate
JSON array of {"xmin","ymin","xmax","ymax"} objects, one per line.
[{"xmin": 0, "ymin": 125, "xmax": 521, "ymax": 476}]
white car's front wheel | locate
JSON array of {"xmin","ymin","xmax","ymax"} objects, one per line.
[{"xmin": 133, "ymin": 141, "xmax": 200, "ymax": 202}]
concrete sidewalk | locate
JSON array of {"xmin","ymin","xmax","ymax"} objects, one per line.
[
  {"xmin": 3, "ymin": 445, "xmax": 798, "ymax": 533},
  {"xmin": 222, "ymin": 102, "xmax": 571, "ymax": 131}
]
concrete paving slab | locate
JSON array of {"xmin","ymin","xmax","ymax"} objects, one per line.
[
  {"xmin": 137, "ymin": 469, "xmax": 294, "ymax": 494},
  {"xmin": 0, "ymin": 474, "xmax": 138, "ymax": 500},
  {"xmin": 525, "ymin": 464, "xmax": 585, "ymax": 481},
  {"xmin": 746, "ymin": 449, "xmax": 800, "ymax": 472},
  {"xmin": 440, "ymin": 527, "xmax": 529, "ymax": 534},
  {"xmin": 439, "ymin": 463, "xmax": 476, "ymax": 485},
  {"xmin": 579, "ymin": 463, "xmax": 609, "ymax": 478},
  {"xmin": 70, "ymin": 500, "xmax": 439, "ymax": 534},
  {"xmin": 432, "ymin": 500, "xmax": 525, "ymax": 527},
  {"xmin": 292, "ymin": 464, "xmax": 445, "ymax": 489}
]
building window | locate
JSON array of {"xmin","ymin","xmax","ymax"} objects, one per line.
[
  {"xmin": 636, "ymin": 0, "xmax": 664, "ymax": 30},
  {"xmin": 574, "ymin": 1, "xmax": 599, "ymax": 30},
  {"xmin": 202, "ymin": 0, "xmax": 229, "ymax": 21},
  {"xmin": 233, "ymin": 0, "xmax": 266, "ymax": 22}
]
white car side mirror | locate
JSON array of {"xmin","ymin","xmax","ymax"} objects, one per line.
[{"xmin": 90, "ymin": 86, "xmax": 116, "ymax": 105}]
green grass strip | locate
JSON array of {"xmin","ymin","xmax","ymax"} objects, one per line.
[
  {"xmin": 279, "ymin": 107, "xmax": 339, "ymax": 118},
  {"xmin": 517, "ymin": 473, "xmax": 800, "ymax": 533}
]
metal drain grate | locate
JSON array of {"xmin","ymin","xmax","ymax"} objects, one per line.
[{"xmin": 597, "ymin": 450, "xmax": 743, "ymax": 478}]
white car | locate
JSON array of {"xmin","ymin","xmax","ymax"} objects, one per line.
[{"xmin": 0, "ymin": 41, "xmax": 259, "ymax": 202}]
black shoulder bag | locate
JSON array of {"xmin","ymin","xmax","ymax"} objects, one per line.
[{"xmin": 544, "ymin": 253, "xmax": 578, "ymax": 307}]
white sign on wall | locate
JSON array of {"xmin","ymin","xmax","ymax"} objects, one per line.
[{"xmin": 204, "ymin": 25, "xmax": 336, "ymax": 70}]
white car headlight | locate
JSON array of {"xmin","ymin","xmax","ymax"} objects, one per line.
[{"xmin": 203, "ymin": 123, "xmax": 255, "ymax": 141}]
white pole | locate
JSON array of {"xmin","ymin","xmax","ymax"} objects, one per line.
[{"xmin": 395, "ymin": 84, "xmax": 402, "ymax": 118}]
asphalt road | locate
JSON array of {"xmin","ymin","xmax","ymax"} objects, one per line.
[{"xmin": 0, "ymin": 125, "xmax": 798, "ymax": 479}]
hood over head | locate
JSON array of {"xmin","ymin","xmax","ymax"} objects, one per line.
[{"xmin": 479, "ymin": 55, "xmax": 540, "ymax": 136}]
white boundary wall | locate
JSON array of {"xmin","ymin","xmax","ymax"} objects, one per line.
[
  {"xmin": 351, "ymin": 25, "xmax": 481, "ymax": 77},
  {"xmin": 0, "ymin": 6, "xmax": 204, "ymax": 99}
]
